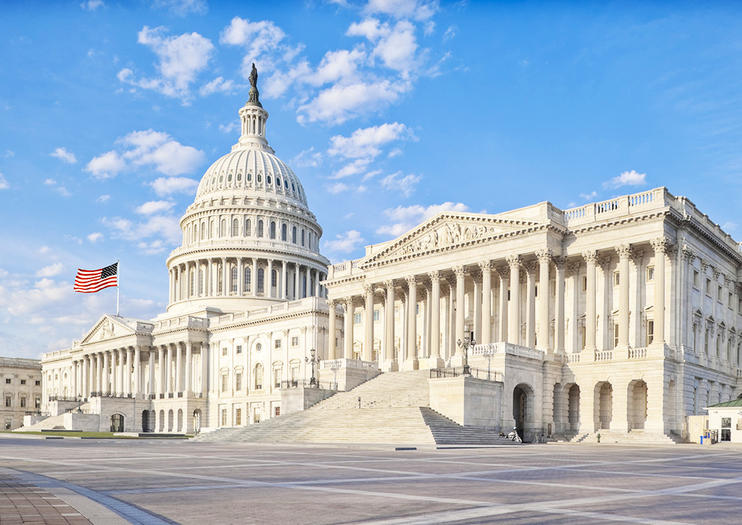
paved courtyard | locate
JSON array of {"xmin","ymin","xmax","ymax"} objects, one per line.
[{"xmin": 0, "ymin": 438, "xmax": 740, "ymax": 524}]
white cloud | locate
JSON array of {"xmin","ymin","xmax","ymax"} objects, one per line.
[
  {"xmin": 376, "ymin": 201, "xmax": 468, "ymax": 237},
  {"xmin": 329, "ymin": 122, "xmax": 412, "ymax": 160},
  {"xmin": 380, "ymin": 171, "xmax": 422, "ymax": 197},
  {"xmin": 332, "ymin": 159, "xmax": 371, "ymax": 179},
  {"xmin": 0, "ymin": 173, "xmax": 7, "ymax": 190},
  {"xmin": 218, "ymin": 121, "xmax": 238, "ymax": 134},
  {"xmin": 103, "ymin": 213, "xmax": 181, "ymax": 251},
  {"xmin": 347, "ymin": 19, "xmax": 420, "ymax": 75},
  {"xmin": 36, "ymin": 263, "xmax": 64, "ymax": 278},
  {"xmin": 87, "ymin": 232, "xmax": 103, "ymax": 243},
  {"xmin": 80, "ymin": 0, "xmax": 103, "ymax": 11},
  {"xmin": 199, "ymin": 76, "xmax": 235, "ymax": 96},
  {"xmin": 364, "ymin": 0, "xmax": 439, "ymax": 21},
  {"xmin": 298, "ymin": 79, "xmax": 410, "ymax": 124},
  {"xmin": 579, "ymin": 191, "xmax": 598, "ymax": 200},
  {"xmin": 151, "ymin": 0, "xmax": 207, "ymax": 16},
  {"xmin": 443, "ymin": 25, "xmax": 456, "ymax": 41},
  {"xmin": 327, "ymin": 182, "xmax": 350, "ymax": 194},
  {"xmin": 324, "ymin": 230, "xmax": 365, "ymax": 254},
  {"xmin": 87, "ymin": 130, "xmax": 204, "ymax": 179},
  {"xmin": 1, "ymin": 278, "xmax": 73, "ymax": 317},
  {"xmin": 86, "ymin": 150, "xmax": 125, "ymax": 179},
  {"xmin": 50, "ymin": 147, "xmax": 77, "ymax": 164},
  {"xmin": 43, "ymin": 178, "xmax": 71, "ymax": 197},
  {"xmin": 118, "ymin": 26, "xmax": 214, "ymax": 100},
  {"xmin": 150, "ymin": 176, "xmax": 198, "ymax": 196},
  {"xmin": 135, "ymin": 200, "xmax": 174, "ymax": 215},
  {"xmin": 603, "ymin": 170, "xmax": 647, "ymax": 189},
  {"xmin": 292, "ymin": 147, "xmax": 322, "ymax": 168},
  {"xmin": 97, "ymin": 194, "xmax": 111, "ymax": 203}
]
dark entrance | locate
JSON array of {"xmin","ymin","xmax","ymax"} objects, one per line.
[
  {"xmin": 513, "ymin": 384, "xmax": 529, "ymax": 440},
  {"xmin": 141, "ymin": 410, "xmax": 155, "ymax": 432},
  {"xmin": 110, "ymin": 413, "xmax": 124, "ymax": 432}
]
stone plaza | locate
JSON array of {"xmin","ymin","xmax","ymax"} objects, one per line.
[{"xmin": 1, "ymin": 437, "xmax": 741, "ymax": 524}]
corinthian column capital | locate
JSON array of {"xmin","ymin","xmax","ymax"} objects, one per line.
[
  {"xmin": 535, "ymin": 249, "xmax": 552, "ymax": 263},
  {"xmin": 505, "ymin": 255, "xmax": 521, "ymax": 269},
  {"xmin": 582, "ymin": 250, "xmax": 598, "ymax": 263},
  {"xmin": 616, "ymin": 244, "xmax": 632, "ymax": 259}
]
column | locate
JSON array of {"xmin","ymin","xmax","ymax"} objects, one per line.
[
  {"xmin": 165, "ymin": 345, "xmax": 172, "ymax": 396},
  {"xmin": 328, "ymin": 301, "xmax": 337, "ymax": 359},
  {"xmin": 314, "ymin": 270, "xmax": 320, "ymax": 296},
  {"xmin": 344, "ymin": 298, "xmax": 354, "ymax": 359},
  {"xmin": 119, "ymin": 349, "xmax": 125, "ymax": 396},
  {"xmin": 237, "ymin": 258, "xmax": 244, "ymax": 295},
  {"xmin": 385, "ymin": 281, "xmax": 396, "ymax": 367},
  {"xmin": 176, "ymin": 343, "xmax": 183, "ymax": 394},
  {"xmin": 584, "ymin": 250, "xmax": 597, "ymax": 352},
  {"xmin": 148, "ymin": 349, "xmax": 155, "ymax": 397},
  {"xmin": 126, "ymin": 348, "xmax": 133, "ymax": 396},
  {"xmin": 498, "ymin": 267, "xmax": 508, "ymax": 342},
  {"xmin": 294, "ymin": 263, "xmax": 300, "ymax": 299},
  {"xmin": 185, "ymin": 342, "xmax": 192, "ymax": 396},
  {"xmin": 363, "ymin": 283, "xmax": 374, "ymax": 362},
  {"xmin": 268, "ymin": 259, "xmax": 274, "ymax": 298},
  {"xmin": 480, "ymin": 263, "xmax": 492, "ymax": 344},
  {"xmin": 305, "ymin": 266, "xmax": 311, "ymax": 297},
  {"xmin": 252, "ymin": 259, "xmax": 258, "ymax": 297},
  {"xmin": 652, "ymin": 238, "xmax": 668, "ymax": 346},
  {"xmin": 429, "ymin": 271, "xmax": 442, "ymax": 366},
  {"xmin": 554, "ymin": 257, "xmax": 566, "ymax": 353},
  {"xmin": 405, "ymin": 275, "xmax": 418, "ymax": 369},
  {"xmin": 536, "ymin": 250, "xmax": 551, "ymax": 352},
  {"xmin": 157, "ymin": 346, "xmax": 164, "ymax": 396},
  {"xmin": 110, "ymin": 351, "xmax": 117, "ymax": 395},
  {"xmin": 454, "ymin": 267, "xmax": 465, "ymax": 354},
  {"xmin": 201, "ymin": 344, "xmax": 209, "ymax": 396},
  {"xmin": 472, "ymin": 273, "xmax": 482, "ymax": 344},
  {"xmin": 507, "ymin": 256, "xmax": 521, "ymax": 345},
  {"xmin": 617, "ymin": 245, "xmax": 631, "ymax": 349},
  {"xmin": 221, "ymin": 258, "xmax": 227, "ymax": 296},
  {"xmin": 526, "ymin": 262, "xmax": 536, "ymax": 348},
  {"xmin": 281, "ymin": 261, "xmax": 287, "ymax": 299},
  {"xmin": 81, "ymin": 357, "xmax": 88, "ymax": 398},
  {"xmin": 91, "ymin": 354, "xmax": 98, "ymax": 394},
  {"xmin": 134, "ymin": 346, "xmax": 141, "ymax": 397}
]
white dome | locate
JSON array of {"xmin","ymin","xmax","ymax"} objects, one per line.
[{"xmin": 195, "ymin": 147, "xmax": 307, "ymax": 206}]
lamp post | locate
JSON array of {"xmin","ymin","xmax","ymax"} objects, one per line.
[
  {"xmin": 456, "ymin": 331, "xmax": 474, "ymax": 376},
  {"xmin": 305, "ymin": 348, "xmax": 319, "ymax": 387}
]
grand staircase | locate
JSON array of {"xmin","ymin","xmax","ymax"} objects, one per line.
[
  {"xmin": 196, "ymin": 370, "xmax": 517, "ymax": 446},
  {"xmin": 571, "ymin": 429, "xmax": 680, "ymax": 445}
]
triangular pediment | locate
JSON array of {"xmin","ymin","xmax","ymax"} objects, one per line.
[
  {"xmin": 80, "ymin": 315, "xmax": 144, "ymax": 345},
  {"xmin": 361, "ymin": 212, "xmax": 544, "ymax": 267}
]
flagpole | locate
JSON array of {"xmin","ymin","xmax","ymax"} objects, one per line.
[{"xmin": 116, "ymin": 259, "xmax": 120, "ymax": 317}]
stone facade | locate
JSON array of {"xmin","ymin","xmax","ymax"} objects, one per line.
[
  {"xmin": 323, "ymin": 188, "xmax": 742, "ymax": 441},
  {"xmin": 1, "ymin": 357, "xmax": 42, "ymax": 430}
]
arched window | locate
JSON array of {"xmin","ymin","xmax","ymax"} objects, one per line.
[
  {"xmin": 270, "ymin": 221, "xmax": 276, "ymax": 239},
  {"xmin": 198, "ymin": 269, "xmax": 204, "ymax": 295},
  {"xmin": 201, "ymin": 222, "xmax": 206, "ymax": 240},
  {"xmin": 244, "ymin": 218, "xmax": 251, "ymax": 237},
  {"xmin": 281, "ymin": 223, "xmax": 287, "ymax": 241},
  {"xmin": 301, "ymin": 229, "xmax": 305, "ymax": 246},
  {"xmin": 271, "ymin": 269, "xmax": 277, "ymax": 290},
  {"xmin": 244, "ymin": 267, "xmax": 251, "ymax": 292},
  {"xmin": 189, "ymin": 271, "xmax": 195, "ymax": 296},
  {"xmin": 292, "ymin": 226, "xmax": 297, "ymax": 243},
  {"xmin": 254, "ymin": 363, "xmax": 264, "ymax": 390},
  {"xmin": 257, "ymin": 220, "xmax": 264, "ymax": 237},
  {"xmin": 232, "ymin": 218, "xmax": 239, "ymax": 236},
  {"xmin": 257, "ymin": 268, "xmax": 264, "ymax": 293},
  {"xmin": 231, "ymin": 266, "xmax": 238, "ymax": 293},
  {"xmin": 192, "ymin": 224, "xmax": 197, "ymax": 242},
  {"xmin": 221, "ymin": 219, "xmax": 226, "ymax": 237}
]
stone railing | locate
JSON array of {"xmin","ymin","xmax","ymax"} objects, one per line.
[
  {"xmin": 154, "ymin": 315, "xmax": 208, "ymax": 332},
  {"xmin": 327, "ymin": 260, "xmax": 363, "ymax": 280},
  {"xmin": 470, "ymin": 342, "xmax": 545, "ymax": 361},
  {"xmin": 563, "ymin": 188, "xmax": 667, "ymax": 227},
  {"xmin": 594, "ymin": 350, "xmax": 613, "ymax": 361},
  {"xmin": 628, "ymin": 348, "xmax": 648, "ymax": 360},
  {"xmin": 319, "ymin": 358, "xmax": 377, "ymax": 370},
  {"xmin": 567, "ymin": 353, "xmax": 581, "ymax": 363},
  {"xmin": 429, "ymin": 367, "xmax": 503, "ymax": 383},
  {"xmin": 208, "ymin": 297, "xmax": 322, "ymax": 328}
]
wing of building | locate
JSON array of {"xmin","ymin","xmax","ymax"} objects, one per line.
[{"xmin": 38, "ymin": 73, "xmax": 332, "ymax": 434}]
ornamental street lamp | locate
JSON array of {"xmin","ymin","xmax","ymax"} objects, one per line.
[
  {"xmin": 456, "ymin": 331, "xmax": 474, "ymax": 376},
  {"xmin": 305, "ymin": 348, "xmax": 319, "ymax": 387}
]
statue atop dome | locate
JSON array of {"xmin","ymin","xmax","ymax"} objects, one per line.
[{"xmin": 248, "ymin": 63, "xmax": 262, "ymax": 107}]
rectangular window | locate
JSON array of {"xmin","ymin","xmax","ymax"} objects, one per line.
[
  {"xmin": 729, "ymin": 293, "xmax": 734, "ymax": 308},
  {"xmin": 647, "ymin": 320, "xmax": 654, "ymax": 345},
  {"xmin": 235, "ymin": 373, "xmax": 242, "ymax": 391},
  {"xmin": 273, "ymin": 368, "xmax": 281, "ymax": 388},
  {"xmin": 373, "ymin": 309, "xmax": 380, "ymax": 321},
  {"xmin": 693, "ymin": 270, "xmax": 699, "ymax": 287},
  {"xmin": 4, "ymin": 396, "xmax": 11, "ymax": 407},
  {"xmin": 274, "ymin": 406, "xmax": 281, "ymax": 417},
  {"xmin": 222, "ymin": 348, "xmax": 227, "ymax": 357},
  {"xmin": 613, "ymin": 323, "xmax": 619, "ymax": 348},
  {"xmin": 34, "ymin": 397, "xmax": 40, "ymax": 409},
  {"xmin": 718, "ymin": 285, "xmax": 723, "ymax": 301},
  {"xmin": 646, "ymin": 266, "xmax": 654, "ymax": 281},
  {"xmin": 613, "ymin": 272, "xmax": 620, "ymax": 286},
  {"xmin": 4, "ymin": 378, "xmax": 10, "ymax": 384},
  {"xmin": 274, "ymin": 339, "xmax": 281, "ymax": 349},
  {"xmin": 19, "ymin": 397, "xmax": 26, "ymax": 408},
  {"xmin": 20, "ymin": 379, "xmax": 26, "ymax": 385},
  {"xmin": 35, "ymin": 380, "xmax": 40, "ymax": 386},
  {"xmin": 291, "ymin": 336, "xmax": 299, "ymax": 347},
  {"xmin": 706, "ymin": 278, "xmax": 712, "ymax": 296},
  {"xmin": 235, "ymin": 408, "xmax": 242, "ymax": 426},
  {"xmin": 291, "ymin": 365, "xmax": 299, "ymax": 382},
  {"xmin": 221, "ymin": 409, "xmax": 227, "ymax": 426},
  {"xmin": 236, "ymin": 345, "xmax": 242, "ymax": 354},
  {"xmin": 221, "ymin": 374, "xmax": 228, "ymax": 392}
]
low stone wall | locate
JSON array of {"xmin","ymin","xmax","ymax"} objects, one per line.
[
  {"xmin": 281, "ymin": 387, "xmax": 336, "ymax": 414},
  {"xmin": 63, "ymin": 413, "xmax": 100, "ymax": 432},
  {"xmin": 429, "ymin": 376, "xmax": 503, "ymax": 429}
]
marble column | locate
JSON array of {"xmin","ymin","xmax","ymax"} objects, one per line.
[
  {"xmin": 148, "ymin": 349, "xmax": 155, "ymax": 397},
  {"xmin": 185, "ymin": 342, "xmax": 192, "ymax": 396},
  {"xmin": 652, "ymin": 238, "xmax": 668, "ymax": 346},
  {"xmin": 175, "ymin": 343, "xmax": 183, "ymax": 394},
  {"xmin": 536, "ymin": 250, "xmax": 551, "ymax": 352},
  {"xmin": 429, "ymin": 271, "xmax": 442, "ymax": 366},
  {"xmin": 82, "ymin": 356, "xmax": 88, "ymax": 398},
  {"xmin": 294, "ymin": 263, "xmax": 300, "ymax": 299},
  {"xmin": 406, "ymin": 275, "xmax": 418, "ymax": 369},
  {"xmin": 454, "ymin": 267, "xmax": 466, "ymax": 355},
  {"xmin": 584, "ymin": 250, "xmax": 597, "ymax": 352},
  {"xmin": 268, "ymin": 260, "xmax": 274, "ymax": 298},
  {"xmin": 328, "ymin": 300, "xmax": 337, "ymax": 360},
  {"xmin": 222, "ymin": 258, "xmax": 228, "ymax": 296},
  {"xmin": 507, "ymin": 256, "xmax": 521, "ymax": 345},
  {"xmin": 126, "ymin": 348, "xmax": 133, "ymax": 396},
  {"xmin": 237, "ymin": 258, "xmax": 244, "ymax": 295},
  {"xmin": 157, "ymin": 346, "xmax": 164, "ymax": 396},
  {"xmin": 201, "ymin": 344, "xmax": 209, "ymax": 396},
  {"xmin": 554, "ymin": 257, "xmax": 566, "ymax": 353},
  {"xmin": 165, "ymin": 345, "xmax": 172, "ymax": 396},
  {"xmin": 480, "ymin": 262, "xmax": 492, "ymax": 345},
  {"xmin": 252, "ymin": 259, "xmax": 258, "ymax": 297},
  {"xmin": 497, "ymin": 267, "xmax": 508, "ymax": 342},
  {"xmin": 363, "ymin": 284, "xmax": 374, "ymax": 362},
  {"xmin": 617, "ymin": 245, "xmax": 631, "ymax": 349},
  {"xmin": 473, "ymin": 275, "xmax": 482, "ymax": 344},
  {"xmin": 305, "ymin": 266, "xmax": 311, "ymax": 297},
  {"xmin": 384, "ymin": 281, "xmax": 396, "ymax": 368},
  {"xmin": 134, "ymin": 346, "xmax": 141, "ymax": 397},
  {"xmin": 344, "ymin": 298, "xmax": 354, "ymax": 359},
  {"xmin": 281, "ymin": 261, "xmax": 287, "ymax": 299},
  {"xmin": 526, "ymin": 262, "xmax": 536, "ymax": 348}
]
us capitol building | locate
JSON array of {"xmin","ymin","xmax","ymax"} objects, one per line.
[{"xmin": 33, "ymin": 70, "xmax": 742, "ymax": 443}]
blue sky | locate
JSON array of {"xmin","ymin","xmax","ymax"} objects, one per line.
[{"xmin": 1, "ymin": 0, "xmax": 742, "ymax": 358}]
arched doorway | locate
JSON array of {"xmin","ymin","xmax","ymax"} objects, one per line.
[
  {"xmin": 110, "ymin": 413, "xmax": 124, "ymax": 432},
  {"xmin": 167, "ymin": 409, "xmax": 174, "ymax": 432},
  {"xmin": 595, "ymin": 382, "xmax": 613, "ymax": 430},
  {"xmin": 627, "ymin": 380, "xmax": 648, "ymax": 430},
  {"xmin": 552, "ymin": 383, "xmax": 563, "ymax": 435},
  {"xmin": 513, "ymin": 383, "xmax": 534, "ymax": 441},
  {"xmin": 567, "ymin": 384, "xmax": 580, "ymax": 432},
  {"xmin": 158, "ymin": 409, "xmax": 165, "ymax": 432},
  {"xmin": 193, "ymin": 409, "xmax": 202, "ymax": 434},
  {"xmin": 177, "ymin": 409, "xmax": 184, "ymax": 432}
]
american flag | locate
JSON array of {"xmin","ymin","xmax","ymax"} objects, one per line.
[{"xmin": 74, "ymin": 262, "xmax": 118, "ymax": 293}]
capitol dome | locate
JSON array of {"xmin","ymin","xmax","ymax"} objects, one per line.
[{"xmin": 165, "ymin": 65, "xmax": 329, "ymax": 314}]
